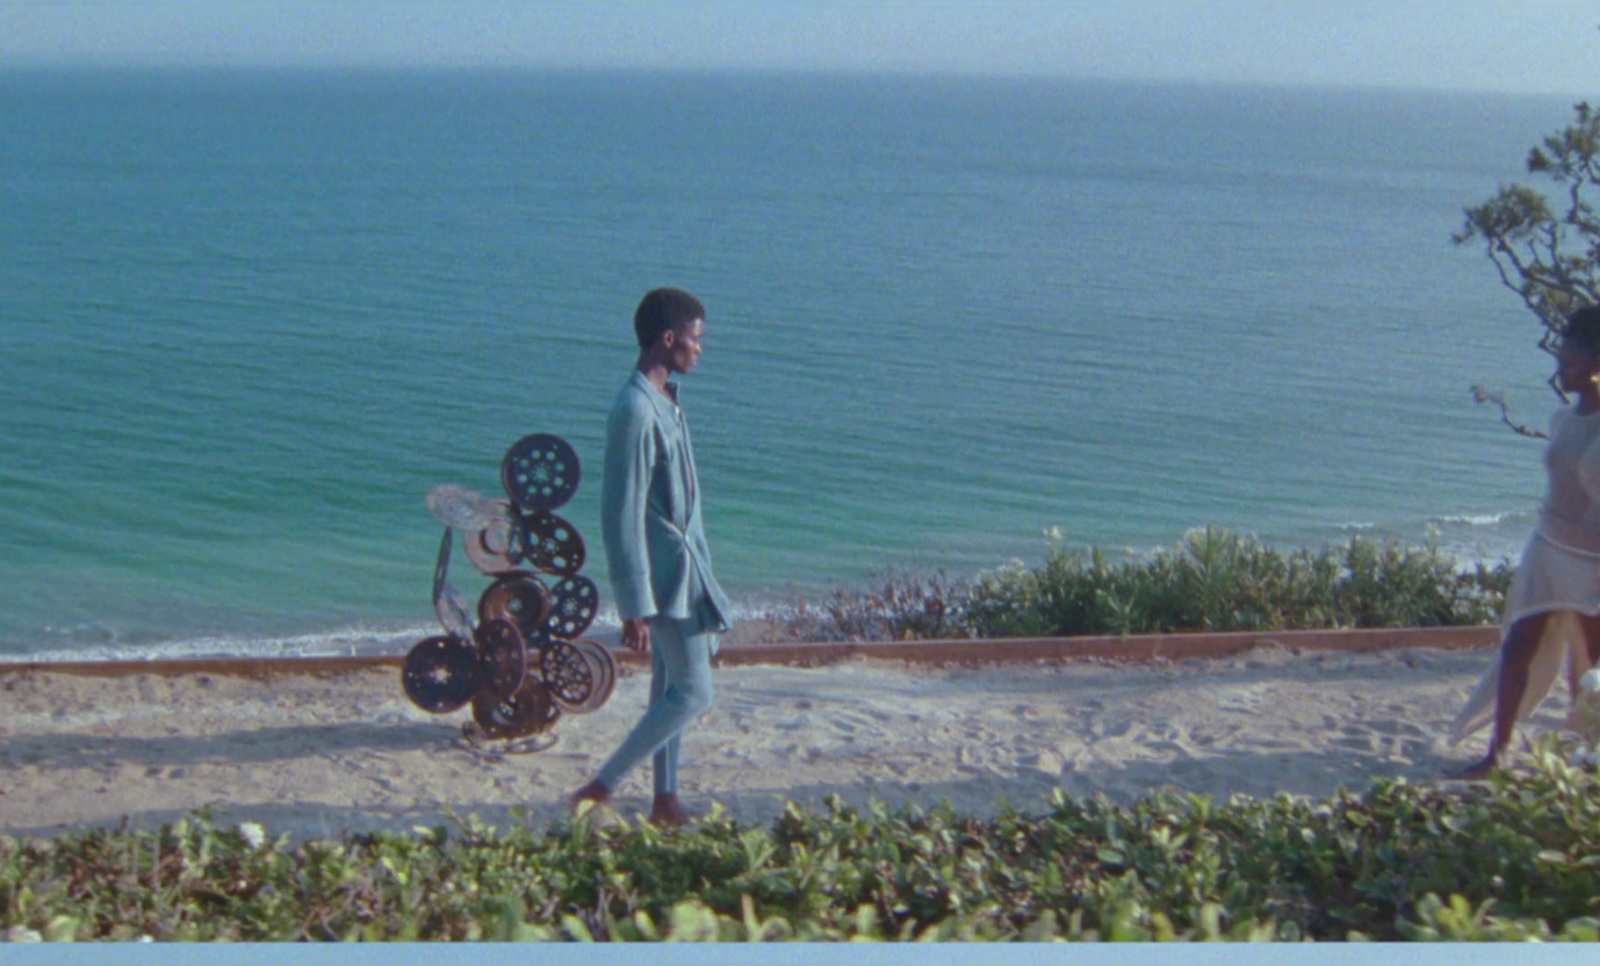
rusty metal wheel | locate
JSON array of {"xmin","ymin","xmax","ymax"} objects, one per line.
[
  {"xmin": 564, "ymin": 638, "xmax": 616, "ymax": 714},
  {"xmin": 401, "ymin": 635, "xmax": 482, "ymax": 714},
  {"xmin": 426, "ymin": 484, "xmax": 505, "ymax": 531},
  {"xmin": 464, "ymin": 499, "xmax": 524, "ymax": 575},
  {"xmin": 517, "ymin": 511, "xmax": 587, "ymax": 577},
  {"xmin": 500, "ymin": 434, "xmax": 580, "ymax": 512},
  {"xmin": 471, "ymin": 676, "xmax": 561, "ymax": 740},
  {"xmin": 431, "ymin": 527, "xmax": 452, "ymax": 605},
  {"xmin": 544, "ymin": 574, "xmax": 599, "ymax": 639},
  {"xmin": 477, "ymin": 571, "xmax": 552, "ymax": 641},
  {"xmin": 434, "ymin": 582, "xmax": 474, "ymax": 640},
  {"xmin": 540, "ymin": 638, "xmax": 596, "ymax": 710},
  {"xmin": 430, "ymin": 526, "xmax": 474, "ymax": 638},
  {"xmin": 474, "ymin": 617, "xmax": 527, "ymax": 701}
]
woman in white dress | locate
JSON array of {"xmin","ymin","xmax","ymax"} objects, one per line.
[{"xmin": 1450, "ymin": 305, "xmax": 1600, "ymax": 779}]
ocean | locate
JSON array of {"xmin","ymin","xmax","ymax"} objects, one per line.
[{"xmin": 0, "ymin": 68, "xmax": 1580, "ymax": 661}]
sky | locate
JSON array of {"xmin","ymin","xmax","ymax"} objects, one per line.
[{"xmin": 0, "ymin": 0, "xmax": 1594, "ymax": 96}]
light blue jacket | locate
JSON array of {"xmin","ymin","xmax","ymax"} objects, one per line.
[{"xmin": 601, "ymin": 370, "xmax": 731, "ymax": 630}]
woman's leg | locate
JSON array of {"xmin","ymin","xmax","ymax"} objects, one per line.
[
  {"xmin": 1581, "ymin": 613, "xmax": 1600, "ymax": 668},
  {"xmin": 1453, "ymin": 611, "xmax": 1553, "ymax": 778},
  {"xmin": 1572, "ymin": 613, "xmax": 1600, "ymax": 703}
]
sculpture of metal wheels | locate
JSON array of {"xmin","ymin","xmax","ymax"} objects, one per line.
[{"xmin": 405, "ymin": 432, "xmax": 616, "ymax": 749}]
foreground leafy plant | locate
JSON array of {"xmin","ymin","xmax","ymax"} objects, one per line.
[{"xmin": 3, "ymin": 735, "xmax": 1597, "ymax": 942}]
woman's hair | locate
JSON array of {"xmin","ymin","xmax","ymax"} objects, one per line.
[
  {"xmin": 634, "ymin": 288, "xmax": 705, "ymax": 350},
  {"xmin": 1563, "ymin": 304, "xmax": 1600, "ymax": 353}
]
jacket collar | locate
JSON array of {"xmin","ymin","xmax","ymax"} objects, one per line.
[{"xmin": 629, "ymin": 369, "xmax": 682, "ymax": 418}]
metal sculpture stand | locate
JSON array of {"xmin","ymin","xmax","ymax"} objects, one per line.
[{"xmin": 402, "ymin": 434, "xmax": 616, "ymax": 754}]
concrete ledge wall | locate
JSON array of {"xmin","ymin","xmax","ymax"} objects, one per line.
[
  {"xmin": 0, "ymin": 625, "xmax": 1503, "ymax": 680},
  {"xmin": 703, "ymin": 624, "xmax": 1502, "ymax": 668}
]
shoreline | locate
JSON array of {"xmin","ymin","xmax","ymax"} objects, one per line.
[{"xmin": 0, "ymin": 516, "xmax": 1532, "ymax": 665}]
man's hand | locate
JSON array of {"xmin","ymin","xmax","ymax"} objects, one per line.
[{"xmin": 621, "ymin": 618, "xmax": 652, "ymax": 653}]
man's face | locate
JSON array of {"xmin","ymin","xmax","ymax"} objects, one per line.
[{"xmin": 663, "ymin": 317, "xmax": 704, "ymax": 374}]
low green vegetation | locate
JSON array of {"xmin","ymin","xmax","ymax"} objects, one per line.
[
  {"xmin": 2, "ymin": 735, "xmax": 1596, "ymax": 942},
  {"xmin": 770, "ymin": 527, "xmax": 1513, "ymax": 642}
]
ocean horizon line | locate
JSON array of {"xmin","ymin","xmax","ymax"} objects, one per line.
[{"xmin": 0, "ymin": 64, "xmax": 1585, "ymax": 102}]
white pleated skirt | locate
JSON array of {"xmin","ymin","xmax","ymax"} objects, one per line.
[{"xmin": 1451, "ymin": 530, "xmax": 1600, "ymax": 744}]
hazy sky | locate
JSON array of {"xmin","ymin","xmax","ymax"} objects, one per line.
[{"xmin": 1, "ymin": 0, "xmax": 1595, "ymax": 95}]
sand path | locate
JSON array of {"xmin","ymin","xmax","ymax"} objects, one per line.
[{"xmin": 0, "ymin": 644, "xmax": 1558, "ymax": 841}]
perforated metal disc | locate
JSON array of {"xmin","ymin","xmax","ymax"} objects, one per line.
[
  {"xmin": 500, "ymin": 434, "xmax": 581, "ymax": 512},
  {"xmin": 401, "ymin": 635, "xmax": 483, "ymax": 714},
  {"xmin": 544, "ymin": 574, "xmax": 599, "ymax": 639},
  {"xmin": 518, "ymin": 511, "xmax": 587, "ymax": 577},
  {"xmin": 432, "ymin": 527, "xmax": 453, "ymax": 605},
  {"xmin": 434, "ymin": 581, "xmax": 474, "ymax": 639},
  {"xmin": 540, "ymin": 638, "xmax": 596, "ymax": 710},
  {"xmin": 426, "ymin": 484, "xmax": 505, "ymax": 531},
  {"xmin": 430, "ymin": 527, "xmax": 474, "ymax": 638},
  {"xmin": 471, "ymin": 676, "xmax": 561, "ymax": 740},
  {"xmin": 464, "ymin": 500, "xmax": 524, "ymax": 575},
  {"xmin": 477, "ymin": 571, "xmax": 552, "ymax": 640},
  {"xmin": 565, "ymin": 638, "xmax": 617, "ymax": 714},
  {"xmin": 475, "ymin": 617, "xmax": 527, "ymax": 701},
  {"xmin": 522, "ymin": 628, "xmax": 557, "ymax": 656}
]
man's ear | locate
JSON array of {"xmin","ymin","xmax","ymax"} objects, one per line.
[{"xmin": 658, "ymin": 327, "xmax": 677, "ymax": 350}]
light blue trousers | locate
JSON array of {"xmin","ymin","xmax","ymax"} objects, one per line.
[{"xmin": 594, "ymin": 613, "xmax": 718, "ymax": 796}]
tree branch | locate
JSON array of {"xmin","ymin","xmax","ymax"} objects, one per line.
[
  {"xmin": 1461, "ymin": 100, "xmax": 1598, "ymax": 436},
  {"xmin": 1471, "ymin": 386, "xmax": 1549, "ymax": 439}
]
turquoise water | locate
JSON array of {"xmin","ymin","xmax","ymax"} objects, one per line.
[{"xmin": 0, "ymin": 69, "xmax": 1576, "ymax": 659}]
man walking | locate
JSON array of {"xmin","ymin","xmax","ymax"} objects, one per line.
[{"xmin": 571, "ymin": 287, "xmax": 732, "ymax": 828}]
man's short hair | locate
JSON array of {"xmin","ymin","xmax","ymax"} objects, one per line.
[{"xmin": 634, "ymin": 288, "xmax": 705, "ymax": 350}]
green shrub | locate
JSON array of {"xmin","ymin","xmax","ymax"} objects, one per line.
[
  {"xmin": 3, "ymin": 735, "xmax": 1595, "ymax": 942},
  {"xmin": 768, "ymin": 528, "xmax": 1514, "ymax": 642}
]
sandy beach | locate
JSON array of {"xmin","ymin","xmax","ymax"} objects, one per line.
[{"xmin": 0, "ymin": 631, "xmax": 1577, "ymax": 843}]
